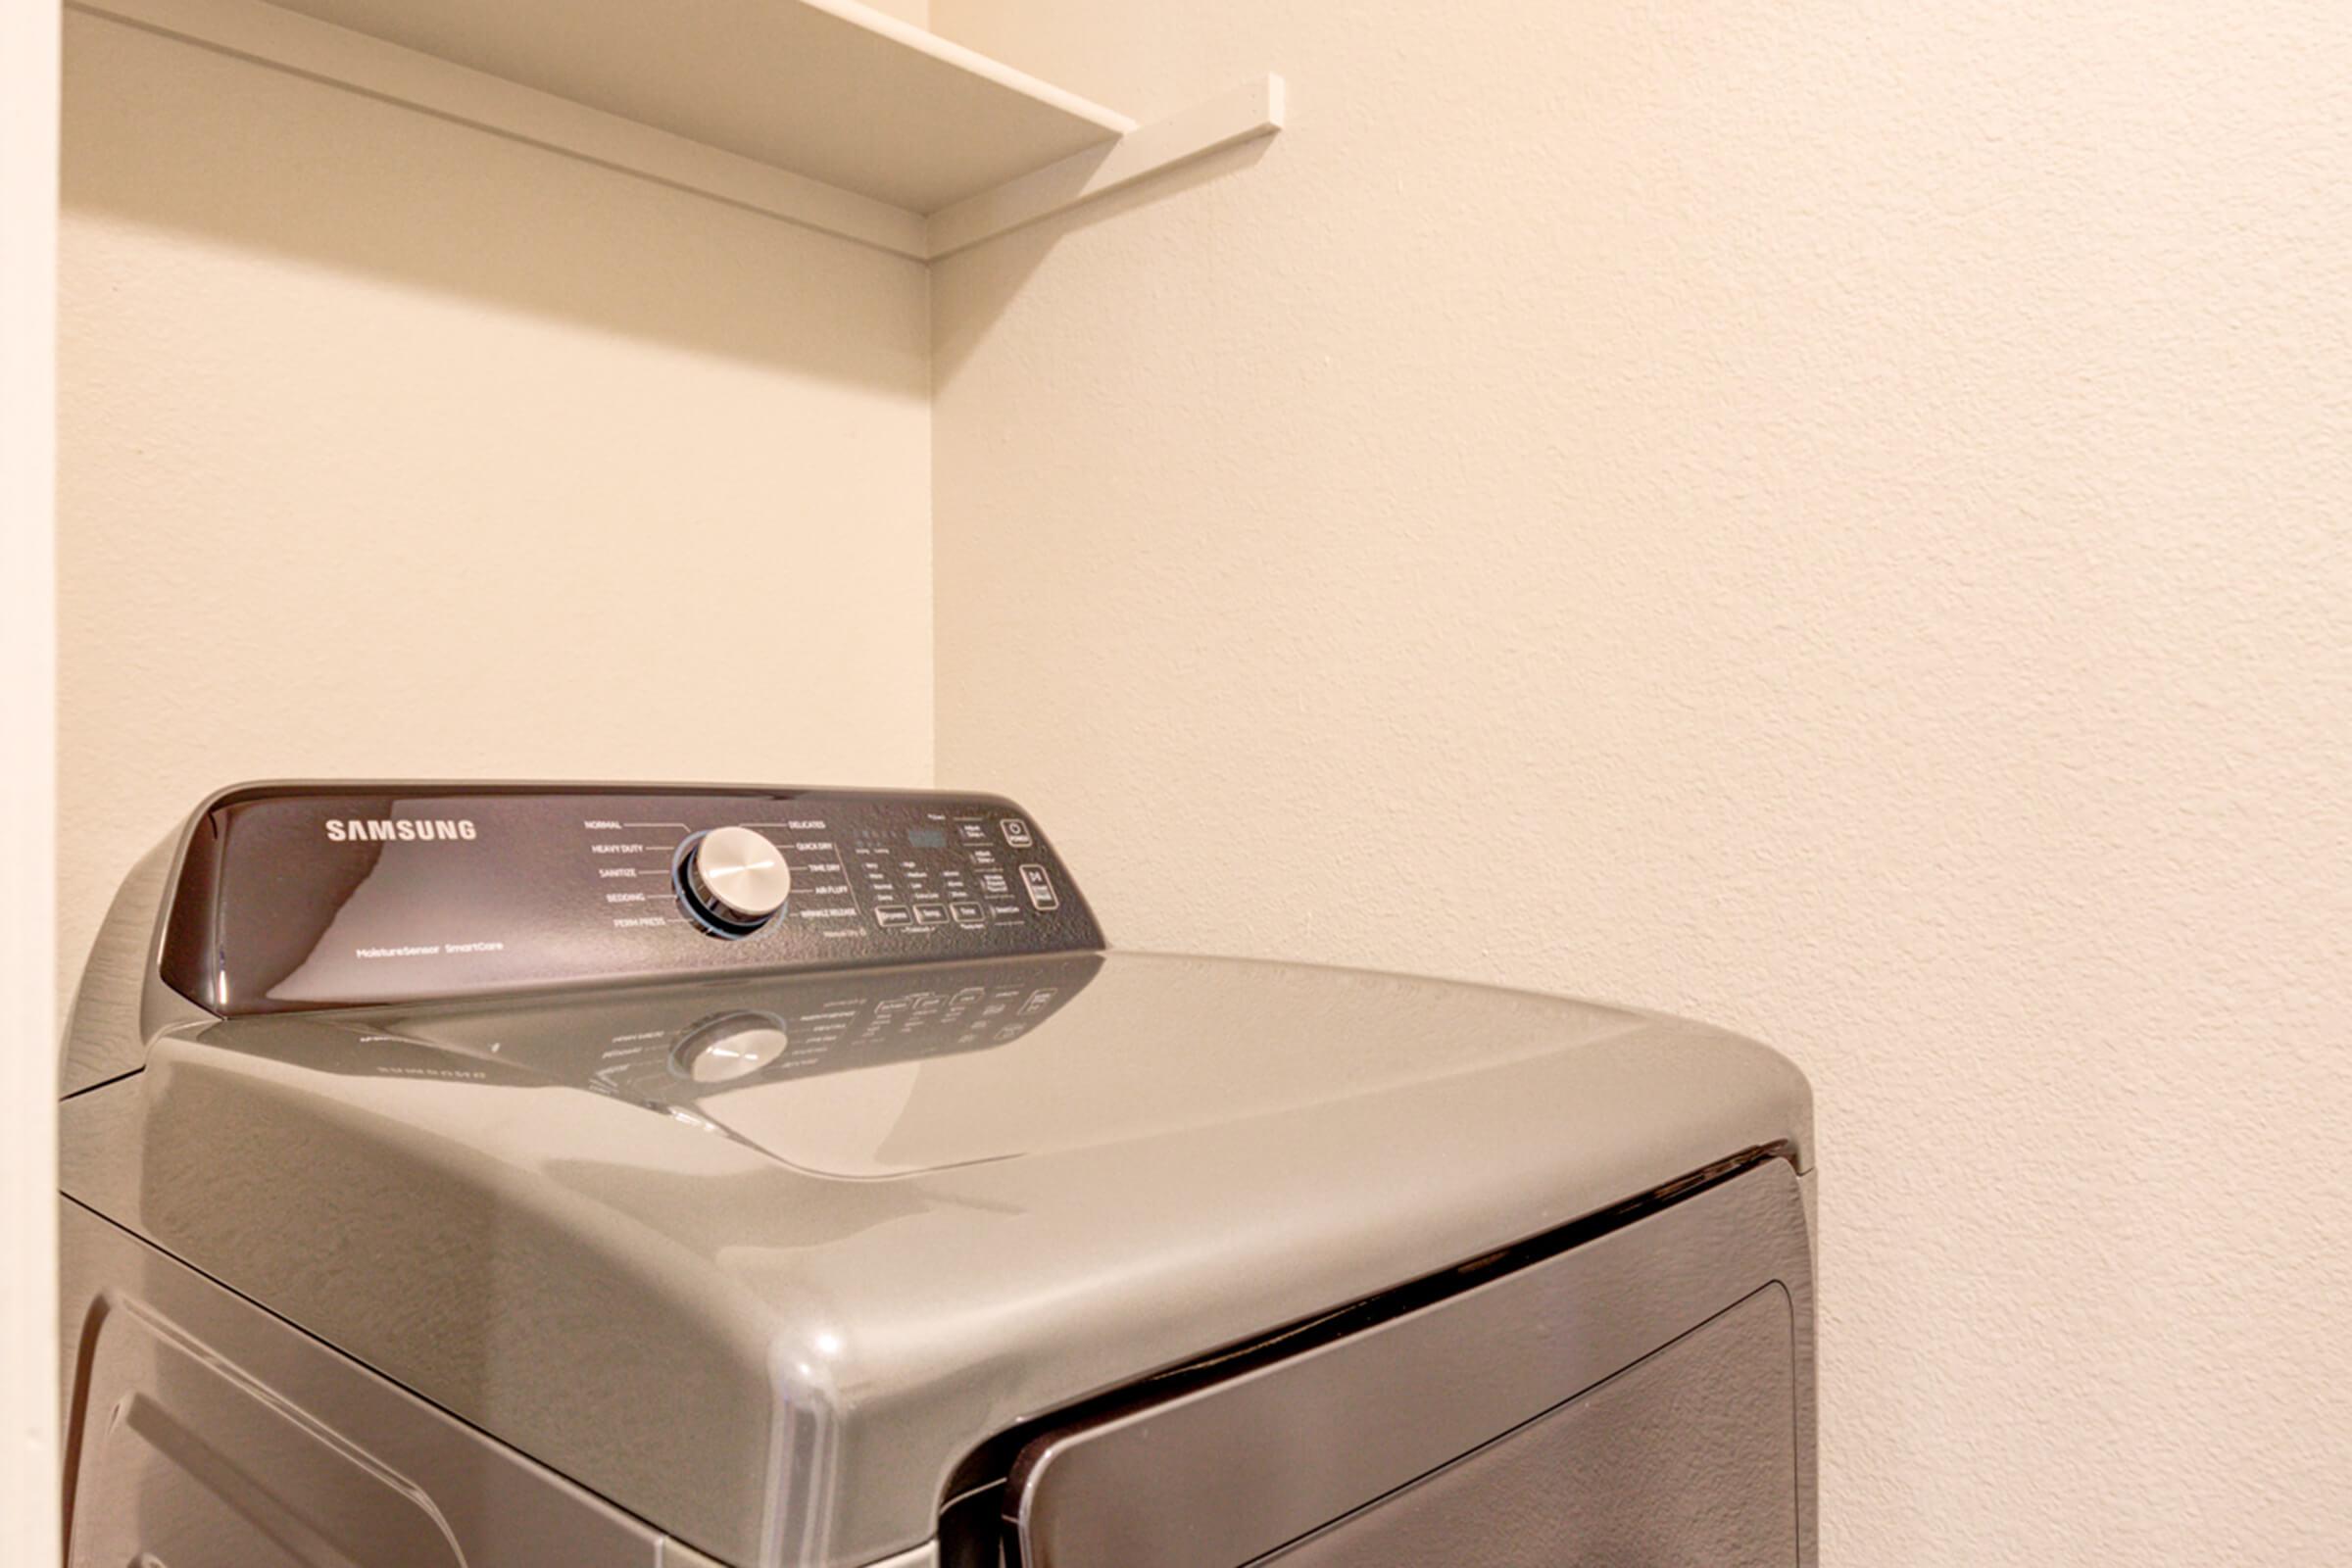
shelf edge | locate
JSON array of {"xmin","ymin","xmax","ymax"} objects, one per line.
[
  {"xmin": 924, "ymin": 76, "xmax": 1288, "ymax": 262},
  {"xmin": 71, "ymin": 0, "xmax": 934, "ymax": 259},
  {"xmin": 806, "ymin": 0, "xmax": 1138, "ymax": 139}
]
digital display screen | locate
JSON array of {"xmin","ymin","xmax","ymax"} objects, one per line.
[{"xmin": 907, "ymin": 828, "xmax": 948, "ymax": 849}]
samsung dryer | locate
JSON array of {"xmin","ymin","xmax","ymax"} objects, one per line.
[{"xmin": 59, "ymin": 782, "xmax": 1817, "ymax": 1568}]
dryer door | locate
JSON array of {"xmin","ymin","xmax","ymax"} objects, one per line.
[{"xmin": 1000, "ymin": 1157, "xmax": 1815, "ymax": 1568}]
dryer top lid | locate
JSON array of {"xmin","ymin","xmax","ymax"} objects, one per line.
[{"xmin": 63, "ymin": 948, "xmax": 1810, "ymax": 1568}]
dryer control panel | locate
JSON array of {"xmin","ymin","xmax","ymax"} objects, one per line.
[{"xmin": 158, "ymin": 784, "xmax": 1102, "ymax": 1015}]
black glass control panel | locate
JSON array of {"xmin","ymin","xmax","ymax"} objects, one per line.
[{"xmin": 160, "ymin": 784, "xmax": 1103, "ymax": 1015}]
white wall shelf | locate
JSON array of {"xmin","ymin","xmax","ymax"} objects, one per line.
[{"xmin": 71, "ymin": 0, "xmax": 1283, "ymax": 261}]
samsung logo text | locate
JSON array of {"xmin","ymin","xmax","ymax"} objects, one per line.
[{"xmin": 325, "ymin": 819, "xmax": 478, "ymax": 843}]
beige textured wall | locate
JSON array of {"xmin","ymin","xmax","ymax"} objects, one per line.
[
  {"xmin": 930, "ymin": 1, "xmax": 2352, "ymax": 1561},
  {"xmin": 59, "ymin": 13, "xmax": 935, "ymax": 997},
  {"xmin": 3, "ymin": 0, "xmax": 60, "ymax": 1551}
]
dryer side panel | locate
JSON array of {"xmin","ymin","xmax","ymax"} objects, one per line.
[{"xmin": 58, "ymin": 1200, "xmax": 685, "ymax": 1568}]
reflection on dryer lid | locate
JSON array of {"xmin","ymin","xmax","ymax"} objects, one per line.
[{"xmin": 193, "ymin": 953, "xmax": 1102, "ymax": 1102}]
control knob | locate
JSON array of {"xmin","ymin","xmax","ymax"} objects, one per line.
[{"xmin": 675, "ymin": 825, "xmax": 792, "ymax": 937}]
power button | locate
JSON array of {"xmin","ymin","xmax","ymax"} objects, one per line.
[{"xmin": 1001, "ymin": 817, "xmax": 1034, "ymax": 848}]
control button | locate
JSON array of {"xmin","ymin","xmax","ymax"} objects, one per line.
[
  {"xmin": 913, "ymin": 905, "xmax": 949, "ymax": 925},
  {"xmin": 1001, "ymin": 818, "xmax": 1034, "ymax": 848},
  {"xmin": 874, "ymin": 906, "xmax": 912, "ymax": 929},
  {"xmin": 957, "ymin": 821, "xmax": 991, "ymax": 844},
  {"xmin": 1018, "ymin": 863, "xmax": 1059, "ymax": 911},
  {"xmin": 988, "ymin": 902, "xmax": 1025, "ymax": 922},
  {"xmin": 979, "ymin": 872, "xmax": 1010, "ymax": 896},
  {"xmin": 675, "ymin": 826, "xmax": 792, "ymax": 938},
  {"xmin": 950, "ymin": 901, "xmax": 986, "ymax": 926},
  {"xmin": 968, "ymin": 848, "xmax": 998, "ymax": 866},
  {"xmin": 671, "ymin": 1012, "xmax": 790, "ymax": 1084}
]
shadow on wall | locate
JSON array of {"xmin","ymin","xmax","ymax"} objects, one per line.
[
  {"xmin": 930, "ymin": 136, "xmax": 1276, "ymax": 387},
  {"xmin": 63, "ymin": 10, "xmax": 928, "ymax": 390}
]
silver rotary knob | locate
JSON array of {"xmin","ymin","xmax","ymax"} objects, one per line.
[{"xmin": 675, "ymin": 825, "xmax": 792, "ymax": 937}]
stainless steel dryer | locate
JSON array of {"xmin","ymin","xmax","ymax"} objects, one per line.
[{"xmin": 59, "ymin": 782, "xmax": 1817, "ymax": 1568}]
